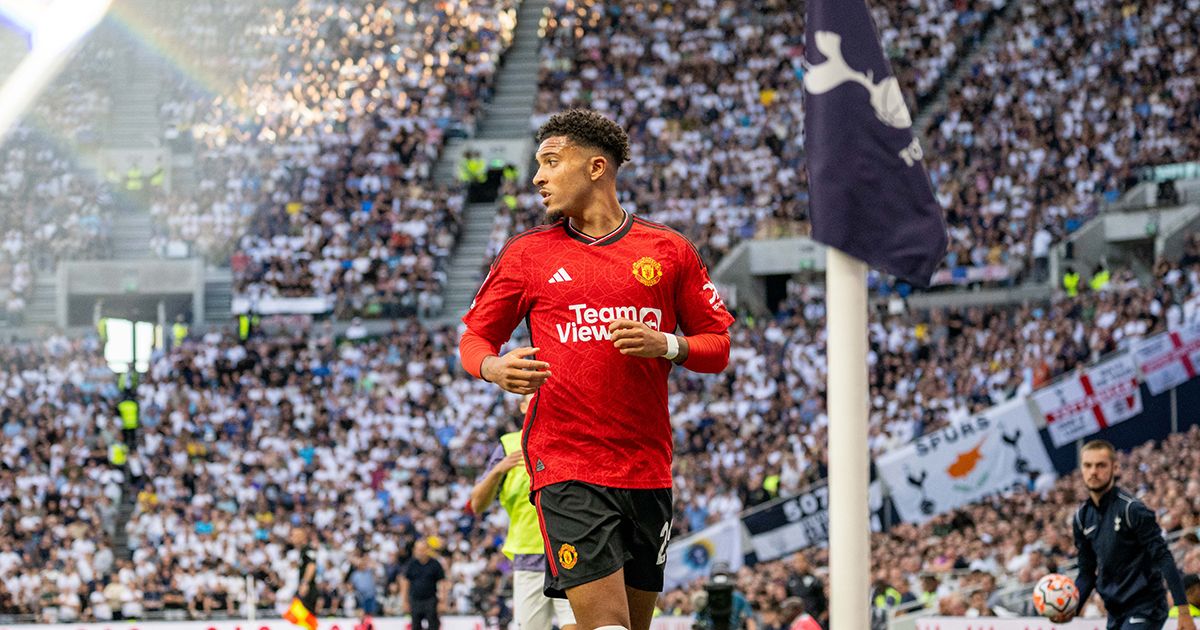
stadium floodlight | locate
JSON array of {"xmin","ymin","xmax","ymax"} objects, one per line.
[{"xmin": 0, "ymin": 0, "xmax": 112, "ymax": 143}]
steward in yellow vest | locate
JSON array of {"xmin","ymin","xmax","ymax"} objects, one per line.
[
  {"xmin": 1089, "ymin": 264, "xmax": 1111, "ymax": 292},
  {"xmin": 469, "ymin": 396, "xmax": 576, "ymax": 630},
  {"xmin": 119, "ymin": 395, "xmax": 139, "ymax": 449},
  {"xmin": 1063, "ymin": 267, "xmax": 1080, "ymax": 297},
  {"xmin": 172, "ymin": 317, "xmax": 189, "ymax": 347},
  {"xmin": 108, "ymin": 442, "xmax": 127, "ymax": 466}
]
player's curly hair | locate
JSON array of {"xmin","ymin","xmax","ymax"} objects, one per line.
[{"xmin": 536, "ymin": 109, "xmax": 631, "ymax": 170}]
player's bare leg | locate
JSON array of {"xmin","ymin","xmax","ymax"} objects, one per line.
[
  {"xmin": 566, "ymin": 569, "xmax": 631, "ymax": 630},
  {"xmin": 624, "ymin": 586, "xmax": 658, "ymax": 630}
]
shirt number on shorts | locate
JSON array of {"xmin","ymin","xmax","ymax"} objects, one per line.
[{"xmin": 656, "ymin": 521, "xmax": 671, "ymax": 565}]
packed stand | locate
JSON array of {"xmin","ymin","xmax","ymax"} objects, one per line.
[
  {"xmin": 148, "ymin": 0, "xmax": 297, "ymax": 260},
  {"xmin": 533, "ymin": 0, "xmax": 1200, "ymax": 287},
  {"xmin": 657, "ymin": 427, "xmax": 1200, "ymax": 628},
  {"xmin": 928, "ymin": 0, "xmax": 1200, "ymax": 281},
  {"xmin": 142, "ymin": 0, "xmax": 516, "ymax": 317},
  {"xmin": 531, "ymin": 0, "xmax": 1006, "ymax": 269},
  {"xmin": 0, "ymin": 27, "xmax": 120, "ymax": 323},
  {"xmin": 116, "ymin": 320, "xmax": 516, "ymax": 620},
  {"xmin": 106, "ymin": 237, "xmax": 1200, "ymax": 622},
  {"xmin": 10, "ymin": 239, "xmax": 1200, "ymax": 621},
  {"xmin": 0, "ymin": 337, "xmax": 128, "ymax": 622}
]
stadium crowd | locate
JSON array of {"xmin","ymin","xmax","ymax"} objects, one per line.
[
  {"xmin": 4, "ymin": 0, "xmax": 1200, "ymax": 625},
  {"xmin": 6, "ymin": 237, "xmax": 1200, "ymax": 622},
  {"xmin": 0, "ymin": 337, "xmax": 128, "ymax": 620},
  {"xmin": 146, "ymin": 0, "xmax": 284, "ymax": 260},
  {"xmin": 530, "ymin": 0, "xmax": 1009, "ymax": 268},
  {"xmin": 530, "ymin": 0, "xmax": 1200, "ymax": 287},
  {"xmin": 0, "ymin": 27, "xmax": 120, "ymax": 324},
  {"xmin": 138, "ymin": 0, "xmax": 516, "ymax": 318},
  {"xmin": 928, "ymin": 0, "xmax": 1200, "ymax": 284}
]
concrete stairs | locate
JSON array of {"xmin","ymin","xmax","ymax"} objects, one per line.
[
  {"xmin": 110, "ymin": 212, "xmax": 154, "ymax": 260},
  {"xmin": 442, "ymin": 203, "xmax": 499, "ymax": 319},
  {"xmin": 22, "ymin": 275, "xmax": 59, "ymax": 326},
  {"xmin": 432, "ymin": 0, "xmax": 547, "ymax": 319},
  {"xmin": 911, "ymin": 0, "xmax": 1021, "ymax": 137},
  {"xmin": 111, "ymin": 489, "xmax": 138, "ymax": 561},
  {"xmin": 104, "ymin": 31, "xmax": 162, "ymax": 150},
  {"xmin": 474, "ymin": 0, "xmax": 545, "ymax": 140},
  {"xmin": 204, "ymin": 270, "xmax": 233, "ymax": 324}
]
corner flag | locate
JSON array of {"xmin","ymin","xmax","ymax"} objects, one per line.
[
  {"xmin": 804, "ymin": 0, "xmax": 947, "ymax": 286},
  {"xmin": 284, "ymin": 597, "xmax": 318, "ymax": 630}
]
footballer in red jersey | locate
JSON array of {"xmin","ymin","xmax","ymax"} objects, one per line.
[{"xmin": 458, "ymin": 110, "xmax": 733, "ymax": 630}]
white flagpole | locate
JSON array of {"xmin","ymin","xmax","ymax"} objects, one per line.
[{"xmin": 826, "ymin": 247, "xmax": 870, "ymax": 629}]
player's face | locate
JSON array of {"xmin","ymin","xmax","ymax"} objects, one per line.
[
  {"xmin": 533, "ymin": 136, "xmax": 592, "ymax": 221},
  {"xmin": 1080, "ymin": 448, "xmax": 1115, "ymax": 493}
]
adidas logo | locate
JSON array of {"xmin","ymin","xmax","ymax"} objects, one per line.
[
  {"xmin": 535, "ymin": 459, "xmax": 546, "ymax": 472},
  {"xmin": 547, "ymin": 267, "xmax": 573, "ymax": 284}
]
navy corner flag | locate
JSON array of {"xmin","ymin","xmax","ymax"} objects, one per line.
[{"xmin": 804, "ymin": 0, "xmax": 948, "ymax": 288}]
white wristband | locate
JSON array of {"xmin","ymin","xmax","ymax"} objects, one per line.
[{"xmin": 662, "ymin": 333, "xmax": 680, "ymax": 361}]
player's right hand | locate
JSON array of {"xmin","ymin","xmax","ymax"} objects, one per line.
[
  {"xmin": 481, "ymin": 347, "xmax": 550, "ymax": 395},
  {"xmin": 1047, "ymin": 610, "xmax": 1075, "ymax": 624},
  {"xmin": 496, "ymin": 450, "xmax": 524, "ymax": 473}
]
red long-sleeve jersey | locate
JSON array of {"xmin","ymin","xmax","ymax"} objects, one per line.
[{"xmin": 461, "ymin": 213, "xmax": 734, "ymax": 491}]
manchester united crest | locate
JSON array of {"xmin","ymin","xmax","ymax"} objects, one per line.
[
  {"xmin": 558, "ymin": 543, "xmax": 578, "ymax": 570},
  {"xmin": 632, "ymin": 257, "xmax": 663, "ymax": 287}
]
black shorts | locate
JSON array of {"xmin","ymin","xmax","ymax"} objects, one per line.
[
  {"xmin": 533, "ymin": 481, "xmax": 673, "ymax": 598},
  {"xmin": 1107, "ymin": 600, "xmax": 1167, "ymax": 630},
  {"xmin": 298, "ymin": 585, "xmax": 317, "ymax": 614}
]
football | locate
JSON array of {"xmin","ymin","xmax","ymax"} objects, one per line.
[{"xmin": 1032, "ymin": 573, "xmax": 1080, "ymax": 618}]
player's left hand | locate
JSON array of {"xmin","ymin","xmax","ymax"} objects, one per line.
[
  {"xmin": 609, "ymin": 319, "xmax": 667, "ymax": 358},
  {"xmin": 1177, "ymin": 611, "xmax": 1197, "ymax": 630}
]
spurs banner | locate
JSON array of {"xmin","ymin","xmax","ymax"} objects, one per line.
[
  {"xmin": 1032, "ymin": 354, "xmax": 1142, "ymax": 448},
  {"xmin": 743, "ymin": 483, "xmax": 831, "ymax": 562},
  {"xmin": 741, "ymin": 475, "xmax": 897, "ymax": 563},
  {"xmin": 876, "ymin": 398, "xmax": 1055, "ymax": 523},
  {"xmin": 1133, "ymin": 324, "xmax": 1200, "ymax": 395},
  {"xmin": 663, "ymin": 517, "xmax": 746, "ymax": 590}
]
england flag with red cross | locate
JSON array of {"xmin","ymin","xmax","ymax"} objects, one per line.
[
  {"xmin": 1133, "ymin": 323, "xmax": 1200, "ymax": 395},
  {"xmin": 1032, "ymin": 354, "xmax": 1143, "ymax": 448}
]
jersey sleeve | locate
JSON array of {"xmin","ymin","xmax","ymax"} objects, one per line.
[
  {"xmin": 674, "ymin": 240, "xmax": 735, "ymax": 335},
  {"xmin": 462, "ymin": 242, "xmax": 530, "ymax": 345},
  {"xmin": 1072, "ymin": 508, "xmax": 1097, "ymax": 613},
  {"xmin": 1130, "ymin": 500, "xmax": 1189, "ymax": 606}
]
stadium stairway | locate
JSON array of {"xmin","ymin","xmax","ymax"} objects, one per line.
[
  {"xmin": 111, "ymin": 212, "xmax": 154, "ymax": 260},
  {"xmin": 441, "ymin": 203, "xmax": 498, "ymax": 319},
  {"xmin": 204, "ymin": 268, "xmax": 233, "ymax": 325},
  {"xmin": 112, "ymin": 487, "xmax": 137, "ymax": 562},
  {"xmin": 910, "ymin": 0, "xmax": 1022, "ymax": 139},
  {"xmin": 473, "ymin": 0, "xmax": 545, "ymax": 141},
  {"xmin": 104, "ymin": 18, "xmax": 163, "ymax": 150},
  {"xmin": 435, "ymin": 0, "xmax": 547, "ymax": 320},
  {"xmin": 23, "ymin": 275, "xmax": 59, "ymax": 326}
]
